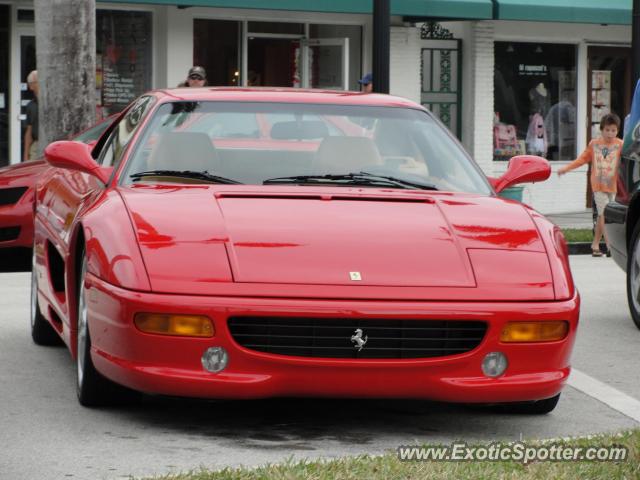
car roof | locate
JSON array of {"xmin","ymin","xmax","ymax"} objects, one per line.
[{"xmin": 153, "ymin": 87, "xmax": 424, "ymax": 110}]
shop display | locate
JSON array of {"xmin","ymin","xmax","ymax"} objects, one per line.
[
  {"xmin": 591, "ymin": 70, "xmax": 611, "ymax": 139},
  {"xmin": 494, "ymin": 42, "xmax": 577, "ymax": 161},
  {"xmin": 546, "ymin": 70, "xmax": 576, "ymax": 159}
]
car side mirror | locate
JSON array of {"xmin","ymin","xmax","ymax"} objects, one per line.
[
  {"xmin": 44, "ymin": 140, "xmax": 111, "ymax": 185},
  {"xmin": 491, "ymin": 155, "xmax": 550, "ymax": 193}
]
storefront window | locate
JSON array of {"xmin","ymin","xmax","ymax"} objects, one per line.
[
  {"xmin": 248, "ymin": 21, "xmax": 304, "ymax": 35},
  {"xmin": 0, "ymin": 5, "xmax": 10, "ymax": 167},
  {"xmin": 494, "ymin": 42, "xmax": 576, "ymax": 161},
  {"xmin": 309, "ymin": 24, "xmax": 361, "ymax": 91},
  {"xmin": 96, "ymin": 10, "xmax": 152, "ymax": 118},
  {"xmin": 194, "ymin": 19, "xmax": 240, "ymax": 87}
]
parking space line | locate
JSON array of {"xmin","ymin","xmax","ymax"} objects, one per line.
[{"xmin": 568, "ymin": 369, "xmax": 640, "ymax": 423}]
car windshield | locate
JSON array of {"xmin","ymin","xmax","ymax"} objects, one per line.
[{"xmin": 121, "ymin": 101, "xmax": 491, "ymax": 194}]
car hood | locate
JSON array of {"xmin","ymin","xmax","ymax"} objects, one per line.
[{"xmin": 119, "ymin": 185, "xmax": 553, "ymax": 299}]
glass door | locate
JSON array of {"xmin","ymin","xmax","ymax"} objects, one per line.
[
  {"xmin": 586, "ymin": 46, "xmax": 631, "ymax": 207},
  {"xmin": 0, "ymin": 5, "xmax": 9, "ymax": 167},
  {"xmin": 247, "ymin": 36, "xmax": 301, "ymax": 87},
  {"xmin": 19, "ymin": 34, "xmax": 36, "ymax": 162},
  {"xmin": 302, "ymin": 38, "xmax": 349, "ymax": 90}
]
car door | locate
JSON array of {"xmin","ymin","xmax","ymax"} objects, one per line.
[{"xmin": 36, "ymin": 96, "xmax": 155, "ymax": 318}]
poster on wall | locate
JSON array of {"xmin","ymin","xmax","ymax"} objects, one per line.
[{"xmin": 96, "ymin": 10, "xmax": 152, "ymax": 118}]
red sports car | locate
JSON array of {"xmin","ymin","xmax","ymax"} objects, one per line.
[
  {"xmin": 32, "ymin": 88, "xmax": 579, "ymax": 413},
  {"xmin": 0, "ymin": 116, "xmax": 114, "ymax": 249}
]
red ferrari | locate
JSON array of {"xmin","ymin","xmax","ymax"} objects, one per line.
[
  {"xmin": 0, "ymin": 116, "xmax": 114, "ymax": 250},
  {"xmin": 32, "ymin": 88, "xmax": 579, "ymax": 412}
]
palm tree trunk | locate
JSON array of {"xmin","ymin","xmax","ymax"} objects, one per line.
[{"xmin": 34, "ymin": 0, "xmax": 96, "ymax": 156}]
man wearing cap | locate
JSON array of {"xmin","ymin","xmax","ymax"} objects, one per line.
[
  {"xmin": 178, "ymin": 66, "xmax": 207, "ymax": 87},
  {"xmin": 358, "ymin": 73, "xmax": 373, "ymax": 93}
]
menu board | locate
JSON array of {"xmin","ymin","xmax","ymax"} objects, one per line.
[{"xmin": 96, "ymin": 10, "xmax": 152, "ymax": 117}]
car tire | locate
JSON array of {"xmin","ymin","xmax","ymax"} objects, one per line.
[
  {"xmin": 30, "ymin": 246, "xmax": 62, "ymax": 346},
  {"xmin": 496, "ymin": 393, "xmax": 561, "ymax": 415},
  {"xmin": 626, "ymin": 221, "xmax": 640, "ymax": 330},
  {"xmin": 76, "ymin": 253, "xmax": 136, "ymax": 407}
]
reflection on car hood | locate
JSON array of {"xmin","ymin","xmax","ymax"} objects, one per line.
[{"xmin": 118, "ymin": 185, "xmax": 551, "ymax": 300}]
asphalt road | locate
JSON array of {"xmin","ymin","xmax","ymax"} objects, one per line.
[{"xmin": 0, "ymin": 255, "xmax": 638, "ymax": 480}]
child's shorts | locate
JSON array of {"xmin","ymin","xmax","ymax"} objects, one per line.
[{"xmin": 593, "ymin": 191, "xmax": 615, "ymax": 216}]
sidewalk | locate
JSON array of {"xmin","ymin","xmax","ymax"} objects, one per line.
[
  {"xmin": 544, "ymin": 209, "xmax": 601, "ymax": 255},
  {"xmin": 544, "ymin": 209, "xmax": 593, "ymax": 230}
]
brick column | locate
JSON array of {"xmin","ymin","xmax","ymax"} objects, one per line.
[
  {"xmin": 468, "ymin": 21, "xmax": 495, "ymax": 176},
  {"xmin": 390, "ymin": 26, "xmax": 421, "ymax": 105}
]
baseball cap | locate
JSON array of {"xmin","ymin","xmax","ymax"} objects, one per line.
[
  {"xmin": 188, "ymin": 66, "xmax": 206, "ymax": 79},
  {"xmin": 357, "ymin": 73, "xmax": 373, "ymax": 85}
]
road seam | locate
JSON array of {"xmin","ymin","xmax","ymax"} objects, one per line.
[{"xmin": 568, "ymin": 368, "xmax": 640, "ymax": 423}]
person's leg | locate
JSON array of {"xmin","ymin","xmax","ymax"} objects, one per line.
[
  {"xmin": 29, "ymin": 141, "xmax": 38, "ymax": 161},
  {"xmin": 592, "ymin": 192, "xmax": 608, "ymax": 255},
  {"xmin": 593, "ymin": 214, "xmax": 606, "ymax": 252}
]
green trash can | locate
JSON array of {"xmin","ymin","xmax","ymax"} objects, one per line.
[{"xmin": 498, "ymin": 186, "xmax": 524, "ymax": 202}]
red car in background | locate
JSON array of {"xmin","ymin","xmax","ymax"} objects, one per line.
[
  {"xmin": 32, "ymin": 88, "xmax": 578, "ymax": 413},
  {"xmin": 0, "ymin": 116, "xmax": 114, "ymax": 249}
]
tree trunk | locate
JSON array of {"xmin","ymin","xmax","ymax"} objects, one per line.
[{"xmin": 34, "ymin": 0, "xmax": 95, "ymax": 156}]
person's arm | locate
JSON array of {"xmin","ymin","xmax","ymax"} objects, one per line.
[
  {"xmin": 23, "ymin": 125, "xmax": 33, "ymax": 161},
  {"xmin": 558, "ymin": 142, "xmax": 593, "ymax": 176}
]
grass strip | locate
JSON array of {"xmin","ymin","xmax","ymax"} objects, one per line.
[
  {"xmin": 561, "ymin": 228, "xmax": 593, "ymax": 243},
  {"xmin": 138, "ymin": 429, "xmax": 640, "ymax": 480}
]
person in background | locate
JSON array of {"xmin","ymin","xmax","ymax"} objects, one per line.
[
  {"xmin": 177, "ymin": 66, "xmax": 207, "ymax": 88},
  {"xmin": 23, "ymin": 70, "xmax": 39, "ymax": 161},
  {"xmin": 558, "ymin": 113, "xmax": 623, "ymax": 257},
  {"xmin": 358, "ymin": 73, "xmax": 373, "ymax": 93}
]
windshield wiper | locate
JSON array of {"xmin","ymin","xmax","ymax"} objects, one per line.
[
  {"xmin": 130, "ymin": 170, "xmax": 241, "ymax": 184},
  {"xmin": 263, "ymin": 172, "xmax": 438, "ymax": 190}
]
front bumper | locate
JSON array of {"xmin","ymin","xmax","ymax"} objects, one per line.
[{"xmin": 86, "ymin": 274, "xmax": 580, "ymax": 403}]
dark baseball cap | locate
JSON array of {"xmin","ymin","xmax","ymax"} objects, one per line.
[
  {"xmin": 357, "ymin": 73, "xmax": 373, "ymax": 85},
  {"xmin": 188, "ymin": 66, "xmax": 206, "ymax": 79}
]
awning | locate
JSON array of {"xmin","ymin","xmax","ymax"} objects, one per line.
[
  {"xmin": 494, "ymin": 0, "xmax": 631, "ymax": 25},
  {"xmin": 105, "ymin": 0, "xmax": 493, "ymax": 20}
]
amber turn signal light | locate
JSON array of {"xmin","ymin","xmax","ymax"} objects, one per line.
[
  {"xmin": 134, "ymin": 313, "xmax": 214, "ymax": 337},
  {"xmin": 500, "ymin": 321, "xmax": 568, "ymax": 343}
]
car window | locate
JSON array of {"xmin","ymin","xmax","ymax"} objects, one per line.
[
  {"xmin": 73, "ymin": 116, "xmax": 114, "ymax": 144},
  {"xmin": 121, "ymin": 101, "xmax": 491, "ymax": 195},
  {"xmin": 190, "ymin": 112, "xmax": 260, "ymax": 138},
  {"xmin": 264, "ymin": 113, "xmax": 343, "ymax": 137},
  {"xmin": 98, "ymin": 96, "xmax": 155, "ymax": 168}
]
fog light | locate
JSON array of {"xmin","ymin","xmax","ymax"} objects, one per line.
[
  {"xmin": 201, "ymin": 347, "xmax": 228, "ymax": 373},
  {"xmin": 482, "ymin": 352, "xmax": 508, "ymax": 378},
  {"xmin": 500, "ymin": 321, "xmax": 569, "ymax": 343}
]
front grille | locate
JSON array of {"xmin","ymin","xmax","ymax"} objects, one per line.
[
  {"xmin": 0, "ymin": 187, "xmax": 28, "ymax": 206},
  {"xmin": 228, "ymin": 317, "xmax": 487, "ymax": 359},
  {"xmin": 0, "ymin": 226, "xmax": 20, "ymax": 242}
]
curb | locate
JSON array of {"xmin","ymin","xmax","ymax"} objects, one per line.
[{"xmin": 568, "ymin": 242, "xmax": 607, "ymax": 255}]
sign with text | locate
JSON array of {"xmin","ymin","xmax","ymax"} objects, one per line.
[{"xmin": 97, "ymin": 10, "xmax": 151, "ymax": 115}]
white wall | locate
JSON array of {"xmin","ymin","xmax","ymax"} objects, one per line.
[
  {"xmin": 468, "ymin": 22, "xmax": 495, "ymax": 176},
  {"xmin": 389, "ymin": 26, "xmax": 421, "ymax": 104}
]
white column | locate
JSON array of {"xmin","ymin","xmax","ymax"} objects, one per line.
[
  {"xmin": 468, "ymin": 21, "xmax": 495, "ymax": 176},
  {"xmin": 165, "ymin": 8, "xmax": 193, "ymax": 88},
  {"xmin": 389, "ymin": 26, "xmax": 421, "ymax": 104}
]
